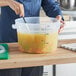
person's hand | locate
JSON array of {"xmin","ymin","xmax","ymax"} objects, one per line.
[
  {"xmin": 8, "ymin": 0, "xmax": 24, "ymax": 17},
  {"xmin": 56, "ymin": 15, "xmax": 65, "ymax": 33}
]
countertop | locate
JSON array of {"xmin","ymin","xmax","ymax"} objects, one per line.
[{"xmin": 0, "ymin": 39, "xmax": 76, "ymax": 69}]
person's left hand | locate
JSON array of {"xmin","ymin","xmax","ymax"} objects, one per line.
[{"xmin": 56, "ymin": 15, "xmax": 65, "ymax": 33}]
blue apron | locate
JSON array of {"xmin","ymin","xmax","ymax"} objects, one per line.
[{"xmin": 0, "ymin": 6, "xmax": 19, "ymax": 42}]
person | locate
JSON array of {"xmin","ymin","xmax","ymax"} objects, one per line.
[{"xmin": 0, "ymin": 0, "xmax": 64, "ymax": 76}]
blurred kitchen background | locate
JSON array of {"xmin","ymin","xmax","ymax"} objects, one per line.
[{"xmin": 0, "ymin": 0, "xmax": 76, "ymax": 76}]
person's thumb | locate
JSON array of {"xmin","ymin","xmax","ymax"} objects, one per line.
[{"xmin": 56, "ymin": 15, "xmax": 61, "ymax": 21}]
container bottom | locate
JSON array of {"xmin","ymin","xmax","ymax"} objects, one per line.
[{"xmin": 19, "ymin": 45, "xmax": 57, "ymax": 54}]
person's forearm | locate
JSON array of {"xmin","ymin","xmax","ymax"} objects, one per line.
[{"xmin": 0, "ymin": 0, "xmax": 9, "ymax": 6}]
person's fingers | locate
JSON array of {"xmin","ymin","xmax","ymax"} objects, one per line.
[
  {"xmin": 56, "ymin": 15, "xmax": 65, "ymax": 33},
  {"xmin": 13, "ymin": 4, "xmax": 20, "ymax": 15},
  {"xmin": 60, "ymin": 20, "xmax": 65, "ymax": 24},
  {"xmin": 8, "ymin": 0, "xmax": 24, "ymax": 16},
  {"xmin": 13, "ymin": 1, "xmax": 21, "ymax": 15},
  {"xmin": 58, "ymin": 22, "xmax": 65, "ymax": 33},
  {"xmin": 19, "ymin": 4, "xmax": 24, "ymax": 17},
  {"xmin": 56, "ymin": 15, "xmax": 62, "ymax": 21},
  {"xmin": 14, "ymin": 1, "xmax": 24, "ymax": 16},
  {"xmin": 58, "ymin": 26, "xmax": 63, "ymax": 33},
  {"xmin": 8, "ymin": 1, "xmax": 20, "ymax": 15}
]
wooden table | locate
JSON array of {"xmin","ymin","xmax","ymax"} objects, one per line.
[{"xmin": 0, "ymin": 39, "xmax": 76, "ymax": 69}]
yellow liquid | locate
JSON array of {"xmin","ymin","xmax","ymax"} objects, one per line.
[{"xmin": 18, "ymin": 32, "xmax": 58, "ymax": 54}]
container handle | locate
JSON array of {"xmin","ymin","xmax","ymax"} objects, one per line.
[{"xmin": 12, "ymin": 24, "xmax": 17, "ymax": 29}]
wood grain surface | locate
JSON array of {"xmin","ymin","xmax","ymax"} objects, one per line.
[{"xmin": 0, "ymin": 39, "xmax": 76, "ymax": 69}]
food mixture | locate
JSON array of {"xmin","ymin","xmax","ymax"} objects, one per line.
[{"xmin": 18, "ymin": 32, "xmax": 58, "ymax": 54}]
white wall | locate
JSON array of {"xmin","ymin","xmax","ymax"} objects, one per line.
[{"xmin": 56, "ymin": 63, "xmax": 76, "ymax": 76}]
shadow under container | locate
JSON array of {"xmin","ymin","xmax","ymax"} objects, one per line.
[{"xmin": 12, "ymin": 17, "xmax": 60, "ymax": 54}]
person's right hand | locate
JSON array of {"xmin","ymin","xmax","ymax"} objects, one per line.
[
  {"xmin": 56, "ymin": 15, "xmax": 65, "ymax": 33},
  {"xmin": 8, "ymin": 0, "xmax": 24, "ymax": 17}
]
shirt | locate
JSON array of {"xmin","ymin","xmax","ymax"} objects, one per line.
[{"xmin": 0, "ymin": 0, "xmax": 62, "ymax": 42}]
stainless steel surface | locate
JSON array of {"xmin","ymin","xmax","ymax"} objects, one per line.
[{"xmin": 57, "ymin": 0, "xmax": 76, "ymax": 11}]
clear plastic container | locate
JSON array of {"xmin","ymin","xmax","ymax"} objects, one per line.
[{"xmin": 12, "ymin": 17, "xmax": 60, "ymax": 54}]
